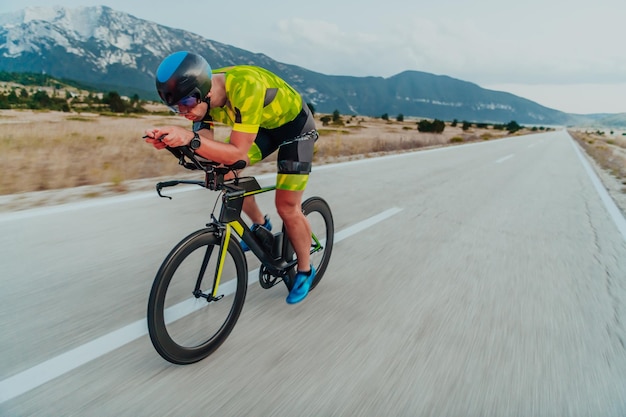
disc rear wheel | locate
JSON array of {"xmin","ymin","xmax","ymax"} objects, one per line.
[{"xmin": 283, "ymin": 197, "xmax": 334, "ymax": 290}]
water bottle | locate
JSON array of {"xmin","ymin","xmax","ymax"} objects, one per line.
[{"xmin": 254, "ymin": 225, "xmax": 274, "ymax": 253}]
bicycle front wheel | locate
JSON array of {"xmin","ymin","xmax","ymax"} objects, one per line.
[{"xmin": 147, "ymin": 228, "xmax": 247, "ymax": 364}]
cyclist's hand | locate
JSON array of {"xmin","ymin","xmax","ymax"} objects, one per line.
[
  {"xmin": 149, "ymin": 126, "xmax": 193, "ymax": 148},
  {"xmin": 144, "ymin": 130, "xmax": 167, "ymax": 150}
]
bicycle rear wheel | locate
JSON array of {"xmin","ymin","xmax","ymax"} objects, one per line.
[
  {"xmin": 147, "ymin": 228, "xmax": 247, "ymax": 364},
  {"xmin": 284, "ymin": 197, "xmax": 334, "ymax": 290}
]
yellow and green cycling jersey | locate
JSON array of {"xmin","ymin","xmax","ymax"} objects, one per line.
[
  {"xmin": 209, "ymin": 65, "xmax": 303, "ymax": 134},
  {"xmin": 194, "ymin": 65, "xmax": 317, "ymax": 191}
]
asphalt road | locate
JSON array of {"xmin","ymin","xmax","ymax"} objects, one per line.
[{"xmin": 1, "ymin": 130, "xmax": 626, "ymax": 416}]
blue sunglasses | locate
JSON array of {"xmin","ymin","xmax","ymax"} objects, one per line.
[{"xmin": 169, "ymin": 92, "xmax": 202, "ymax": 114}]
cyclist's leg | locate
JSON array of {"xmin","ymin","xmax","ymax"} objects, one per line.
[
  {"xmin": 276, "ymin": 188, "xmax": 311, "ymax": 272},
  {"xmin": 242, "ymin": 195, "xmax": 265, "ymax": 225},
  {"xmin": 275, "ymin": 133, "xmax": 318, "ymax": 303},
  {"xmin": 274, "ymin": 101, "xmax": 317, "ymax": 263},
  {"xmin": 277, "ymin": 183, "xmax": 317, "ymax": 304}
]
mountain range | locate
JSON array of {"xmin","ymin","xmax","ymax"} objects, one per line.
[{"xmin": 0, "ymin": 6, "xmax": 622, "ymax": 126}]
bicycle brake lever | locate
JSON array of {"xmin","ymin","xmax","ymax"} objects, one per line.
[
  {"xmin": 157, "ymin": 189, "xmax": 172, "ymax": 200},
  {"xmin": 156, "ymin": 181, "xmax": 177, "ymax": 200}
]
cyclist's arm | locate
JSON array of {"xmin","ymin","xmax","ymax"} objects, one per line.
[
  {"xmin": 194, "ymin": 128, "xmax": 255, "ymax": 166},
  {"xmin": 147, "ymin": 123, "xmax": 255, "ymax": 165},
  {"xmin": 194, "ymin": 91, "xmax": 262, "ymax": 165}
]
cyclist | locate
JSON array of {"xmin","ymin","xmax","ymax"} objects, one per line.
[{"xmin": 144, "ymin": 51, "xmax": 318, "ymax": 304}]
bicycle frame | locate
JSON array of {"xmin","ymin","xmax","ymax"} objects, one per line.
[{"xmin": 217, "ymin": 176, "xmax": 297, "ymax": 277}]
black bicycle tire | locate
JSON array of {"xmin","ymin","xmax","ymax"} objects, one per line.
[
  {"xmin": 283, "ymin": 197, "xmax": 334, "ymax": 291},
  {"xmin": 147, "ymin": 228, "xmax": 247, "ymax": 364}
]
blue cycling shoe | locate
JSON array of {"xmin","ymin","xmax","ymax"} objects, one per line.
[
  {"xmin": 286, "ymin": 265, "xmax": 316, "ymax": 304},
  {"xmin": 240, "ymin": 215, "xmax": 272, "ymax": 252}
]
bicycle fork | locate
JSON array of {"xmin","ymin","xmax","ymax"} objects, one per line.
[{"xmin": 193, "ymin": 223, "xmax": 233, "ymax": 303}]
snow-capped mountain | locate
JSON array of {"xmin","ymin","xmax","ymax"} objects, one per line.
[
  {"xmin": 1, "ymin": 6, "xmax": 159, "ymax": 69},
  {"xmin": 0, "ymin": 6, "xmax": 577, "ymax": 124},
  {"xmin": 0, "ymin": 6, "xmax": 281, "ymax": 99}
]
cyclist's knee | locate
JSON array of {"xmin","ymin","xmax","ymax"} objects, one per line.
[{"xmin": 275, "ymin": 190, "xmax": 303, "ymax": 221}]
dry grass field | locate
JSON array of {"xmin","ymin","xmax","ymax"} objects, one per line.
[
  {"xmin": 569, "ymin": 130, "xmax": 626, "ymax": 182},
  {"xmin": 9, "ymin": 108, "xmax": 622, "ymax": 213},
  {"xmin": 568, "ymin": 129, "xmax": 626, "ymax": 214}
]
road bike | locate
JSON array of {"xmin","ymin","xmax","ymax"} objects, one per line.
[{"xmin": 146, "ymin": 143, "xmax": 334, "ymax": 364}]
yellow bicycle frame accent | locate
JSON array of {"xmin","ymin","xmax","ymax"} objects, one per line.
[
  {"xmin": 241, "ymin": 186, "xmax": 276, "ymax": 198},
  {"xmin": 228, "ymin": 221, "xmax": 245, "ymax": 236},
  {"xmin": 213, "ymin": 224, "xmax": 232, "ymax": 298},
  {"xmin": 212, "ymin": 221, "xmax": 245, "ymax": 298}
]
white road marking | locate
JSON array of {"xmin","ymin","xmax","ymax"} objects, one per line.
[
  {"xmin": 495, "ymin": 154, "xmax": 515, "ymax": 164},
  {"xmin": 0, "ymin": 207, "xmax": 403, "ymax": 404}
]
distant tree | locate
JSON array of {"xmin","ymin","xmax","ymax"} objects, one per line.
[
  {"xmin": 396, "ymin": 113, "xmax": 404, "ymax": 122},
  {"xmin": 431, "ymin": 119, "xmax": 445, "ymax": 133},
  {"xmin": 332, "ymin": 109, "xmax": 341, "ymax": 123},
  {"xmin": 462, "ymin": 121, "xmax": 472, "ymax": 131},
  {"xmin": 417, "ymin": 119, "xmax": 445, "ymax": 133},
  {"xmin": 451, "ymin": 119, "xmax": 458, "ymax": 127},
  {"xmin": 381, "ymin": 113, "xmax": 389, "ymax": 121},
  {"xmin": 320, "ymin": 115, "xmax": 331, "ymax": 126},
  {"xmin": 0, "ymin": 93, "xmax": 9, "ymax": 109},
  {"xmin": 103, "ymin": 91, "xmax": 126, "ymax": 113},
  {"xmin": 506, "ymin": 120, "xmax": 522, "ymax": 133},
  {"xmin": 30, "ymin": 90, "xmax": 52, "ymax": 109},
  {"xmin": 7, "ymin": 90, "xmax": 19, "ymax": 104},
  {"xmin": 330, "ymin": 109, "xmax": 344, "ymax": 125}
]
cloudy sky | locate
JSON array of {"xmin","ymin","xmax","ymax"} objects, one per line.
[{"xmin": 1, "ymin": 0, "xmax": 625, "ymax": 114}]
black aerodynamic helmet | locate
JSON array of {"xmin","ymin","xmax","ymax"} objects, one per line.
[{"xmin": 155, "ymin": 51, "xmax": 212, "ymax": 110}]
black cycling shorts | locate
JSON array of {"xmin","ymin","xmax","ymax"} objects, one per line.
[{"xmin": 250, "ymin": 98, "xmax": 318, "ymax": 175}]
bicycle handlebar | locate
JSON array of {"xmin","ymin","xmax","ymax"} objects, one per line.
[
  {"xmin": 144, "ymin": 134, "xmax": 248, "ymax": 199},
  {"xmin": 142, "ymin": 134, "xmax": 247, "ymax": 173},
  {"xmin": 156, "ymin": 179, "xmax": 205, "ymax": 200}
]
